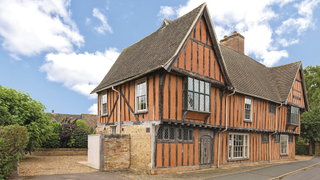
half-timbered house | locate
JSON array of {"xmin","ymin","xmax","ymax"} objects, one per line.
[{"xmin": 91, "ymin": 3, "xmax": 309, "ymax": 174}]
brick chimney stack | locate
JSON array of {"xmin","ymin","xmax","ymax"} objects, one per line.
[
  {"xmin": 220, "ymin": 31, "xmax": 245, "ymax": 53},
  {"xmin": 52, "ymin": 110, "xmax": 54, "ymax": 114}
]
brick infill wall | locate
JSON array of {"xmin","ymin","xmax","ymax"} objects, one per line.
[
  {"xmin": 34, "ymin": 148, "xmax": 87, "ymax": 156},
  {"xmin": 104, "ymin": 134, "xmax": 130, "ymax": 171}
]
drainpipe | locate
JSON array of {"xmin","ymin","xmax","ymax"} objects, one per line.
[
  {"xmin": 269, "ymin": 103, "xmax": 283, "ymax": 163},
  {"xmin": 112, "ymin": 86, "xmax": 121, "ymax": 134},
  {"xmin": 217, "ymin": 89, "xmax": 236, "ymax": 168}
]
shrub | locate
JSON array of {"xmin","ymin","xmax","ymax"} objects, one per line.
[
  {"xmin": 0, "ymin": 125, "xmax": 29, "ymax": 179},
  {"xmin": 42, "ymin": 134, "xmax": 61, "ymax": 148},
  {"xmin": 296, "ymin": 145, "xmax": 309, "ymax": 155},
  {"xmin": 60, "ymin": 118, "xmax": 77, "ymax": 148},
  {"xmin": 73, "ymin": 129, "xmax": 89, "ymax": 148},
  {"xmin": 73, "ymin": 119, "xmax": 92, "ymax": 133}
]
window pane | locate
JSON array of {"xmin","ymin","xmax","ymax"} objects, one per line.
[
  {"xmin": 188, "ymin": 77, "xmax": 193, "ymax": 91},
  {"xmin": 245, "ymin": 98, "xmax": 251, "ymax": 104},
  {"xmin": 102, "ymin": 104, "xmax": 107, "ymax": 114},
  {"xmin": 102, "ymin": 94, "xmax": 107, "ymax": 103},
  {"xmin": 194, "ymin": 79, "xmax": 199, "ymax": 92},
  {"xmin": 205, "ymin": 82, "xmax": 210, "ymax": 95},
  {"xmin": 200, "ymin": 81, "xmax": 204, "ymax": 93},
  {"xmin": 205, "ymin": 96, "xmax": 210, "ymax": 112},
  {"xmin": 183, "ymin": 128, "xmax": 188, "ymax": 140},
  {"xmin": 189, "ymin": 129, "xmax": 193, "ymax": 140},
  {"xmin": 158, "ymin": 126, "xmax": 163, "ymax": 139},
  {"xmin": 169, "ymin": 127, "xmax": 174, "ymax": 140},
  {"xmin": 164, "ymin": 127, "xmax": 169, "ymax": 139},
  {"xmin": 138, "ymin": 96, "xmax": 146, "ymax": 110},
  {"xmin": 200, "ymin": 94, "xmax": 204, "ymax": 111},
  {"xmin": 178, "ymin": 128, "xmax": 182, "ymax": 140},
  {"xmin": 194, "ymin": 93, "xmax": 199, "ymax": 110},
  {"xmin": 188, "ymin": 92, "xmax": 194, "ymax": 109}
]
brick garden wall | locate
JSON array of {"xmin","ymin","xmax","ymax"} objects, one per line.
[
  {"xmin": 96, "ymin": 125, "xmax": 153, "ymax": 172},
  {"xmin": 104, "ymin": 134, "xmax": 130, "ymax": 170}
]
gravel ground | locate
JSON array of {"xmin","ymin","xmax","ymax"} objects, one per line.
[
  {"xmin": 18, "ymin": 154, "xmax": 314, "ymax": 179},
  {"xmin": 18, "ymin": 155, "xmax": 98, "ymax": 176}
]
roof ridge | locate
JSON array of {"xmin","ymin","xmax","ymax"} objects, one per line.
[
  {"xmin": 269, "ymin": 61, "xmax": 301, "ymax": 69},
  {"xmin": 219, "ymin": 44, "xmax": 267, "ymax": 68}
]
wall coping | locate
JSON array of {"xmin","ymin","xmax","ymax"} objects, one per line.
[{"xmin": 37, "ymin": 148, "xmax": 87, "ymax": 151}]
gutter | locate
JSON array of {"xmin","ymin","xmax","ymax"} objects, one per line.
[
  {"xmin": 111, "ymin": 86, "xmax": 121, "ymax": 134},
  {"xmin": 217, "ymin": 88, "xmax": 236, "ymax": 168}
]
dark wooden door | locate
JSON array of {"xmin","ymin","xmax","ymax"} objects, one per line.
[{"xmin": 200, "ymin": 136, "xmax": 212, "ymax": 169}]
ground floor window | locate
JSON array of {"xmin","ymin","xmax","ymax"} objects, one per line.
[
  {"xmin": 280, "ymin": 135, "xmax": 288, "ymax": 155},
  {"xmin": 228, "ymin": 133, "xmax": 249, "ymax": 159}
]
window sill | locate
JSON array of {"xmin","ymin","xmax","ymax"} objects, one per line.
[
  {"xmin": 228, "ymin": 158, "xmax": 250, "ymax": 162},
  {"xmin": 101, "ymin": 114, "xmax": 108, "ymax": 117},
  {"xmin": 134, "ymin": 110, "xmax": 148, "ymax": 115},
  {"xmin": 244, "ymin": 120, "xmax": 252, "ymax": 123},
  {"xmin": 280, "ymin": 154, "xmax": 289, "ymax": 156},
  {"xmin": 185, "ymin": 109, "xmax": 211, "ymax": 114}
]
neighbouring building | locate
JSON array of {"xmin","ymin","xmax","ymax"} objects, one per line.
[
  {"xmin": 49, "ymin": 110, "xmax": 98, "ymax": 130},
  {"xmin": 91, "ymin": 3, "xmax": 309, "ymax": 174}
]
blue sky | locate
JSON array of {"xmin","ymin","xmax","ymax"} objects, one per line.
[{"xmin": 0, "ymin": 0, "xmax": 319, "ymax": 115}]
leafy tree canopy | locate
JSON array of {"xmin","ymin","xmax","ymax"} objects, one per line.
[
  {"xmin": 0, "ymin": 86, "xmax": 51, "ymax": 152},
  {"xmin": 301, "ymin": 65, "xmax": 320, "ymax": 141}
]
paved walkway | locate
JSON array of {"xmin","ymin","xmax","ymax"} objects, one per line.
[{"xmin": 205, "ymin": 156, "xmax": 320, "ymax": 180}]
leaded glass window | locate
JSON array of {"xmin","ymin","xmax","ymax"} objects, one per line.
[
  {"xmin": 184, "ymin": 77, "xmax": 211, "ymax": 112},
  {"xmin": 287, "ymin": 106, "xmax": 299, "ymax": 125}
]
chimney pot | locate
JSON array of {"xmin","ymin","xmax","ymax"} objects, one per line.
[
  {"xmin": 233, "ymin": 31, "xmax": 237, "ymax": 35},
  {"xmin": 52, "ymin": 110, "xmax": 54, "ymax": 113},
  {"xmin": 224, "ymin": 35, "xmax": 228, "ymax": 39}
]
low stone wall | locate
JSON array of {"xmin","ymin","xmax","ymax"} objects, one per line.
[
  {"xmin": 34, "ymin": 148, "xmax": 87, "ymax": 156},
  {"xmin": 104, "ymin": 134, "xmax": 130, "ymax": 171}
]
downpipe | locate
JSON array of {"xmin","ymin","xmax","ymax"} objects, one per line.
[{"xmin": 217, "ymin": 89, "xmax": 236, "ymax": 168}]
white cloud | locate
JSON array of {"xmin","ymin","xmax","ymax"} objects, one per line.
[
  {"xmin": 158, "ymin": 6, "xmax": 176, "ymax": 19},
  {"xmin": 10, "ymin": 53, "xmax": 21, "ymax": 60},
  {"xmin": 0, "ymin": 0, "xmax": 84, "ymax": 56},
  {"xmin": 93, "ymin": 8, "xmax": 112, "ymax": 34},
  {"xmin": 276, "ymin": 0, "xmax": 320, "ymax": 35},
  {"xmin": 40, "ymin": 48, "xmax": 120, "ymax": 99},
  {"xmin": 85, "ymin": 18, "xmax": 91, "ymax": 25},
  {"xmin": 160, "ymin": 0, "xmax": 320, "ymax": 66},
  {"xmin": 88, "ymin": 103, "xmax": 98, "ymax": 114}
]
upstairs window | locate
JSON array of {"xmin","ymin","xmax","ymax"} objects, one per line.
[
  {"xmin": 244, "ymin": 97, "xmax": 252, "ymax": 121},
  {"xmin": 184, "ymin": 77, "xmax": 211, "ymax": 112},
  {"xmin": 101, "ymin": 94, "xmax": 108, "ymax": 116},
  {"xmin": 135, "ymin": 78, "xmax": 147, "ymax": 112},
  {"xmin": 269, "ymin": 102, "xmax": 276, "ymax": 114},
  {"xmin": 287, "ymin": 106, "xmax": 299, "ymax": 125}
]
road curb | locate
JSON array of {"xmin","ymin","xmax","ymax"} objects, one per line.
[{"xmin": 269, "ymin": 162, "xmax": 320, "ymax": 180}]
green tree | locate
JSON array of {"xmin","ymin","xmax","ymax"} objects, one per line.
[
  {"xmin": 0, "ymin": 86, "xmax": 51, "ymax": 152},
  {"xmin": 0, "ymin": 125, "xmax": 29, "ymax": 179},
  {"xmin": 301, "ymin": 65, "xmax": 320, "ymax": 154}
]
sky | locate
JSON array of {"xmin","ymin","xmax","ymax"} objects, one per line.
[{"xmin": 0, "ymin": 0, "xmax": 319, "ymax": 115}]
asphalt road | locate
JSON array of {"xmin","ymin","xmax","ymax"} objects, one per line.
[{"xmin": 282, "ymin": 164, "xmax": 320, "ymax": 180}]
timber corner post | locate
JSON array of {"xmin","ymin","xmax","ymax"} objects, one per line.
[{"xmin": 100, "ymin": 133, "xmax": 105, "ymax": 170}]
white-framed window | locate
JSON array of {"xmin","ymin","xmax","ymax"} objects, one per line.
[
  {"xmin": 280, "ymin": 135, "xmax": 288, "ymax": 155},
  {"xmin": 135, "ymin": 78, "xmax": 147, "ymax": 112},
  {"xmin": 101, "ymin": 93, "xmax": 108, "ymax": 116},
  {"xmin": 244, "ymin": 97, "xmax": 252, "ymax": 121},
  {"xmin": 228, "ymin": 133, "xmax": 249, "ymax": 159},
  {"xmin": 111, "ymin": 126, "xmax": 116, "ymax": 134}
]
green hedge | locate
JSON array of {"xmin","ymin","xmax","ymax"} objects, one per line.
[
  {"xmin": 296, "ymin": 145, "xmax": 309, "ymax": 155},
  {"xmin": 0, "ymin": 125, "xmax": 29, "ymax": 180}
]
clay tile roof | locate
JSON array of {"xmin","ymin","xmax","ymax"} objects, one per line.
[
  {"xmin": 220, "ymin": 44, "xmax": 301, "ymax": 103},
  {"xmin": 269, "ymin": 61, "xmax": 301, "ymax": 102},
  {"xmin": 91, "ymin": 3, "xmax": 205, "ymax": 93}
]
